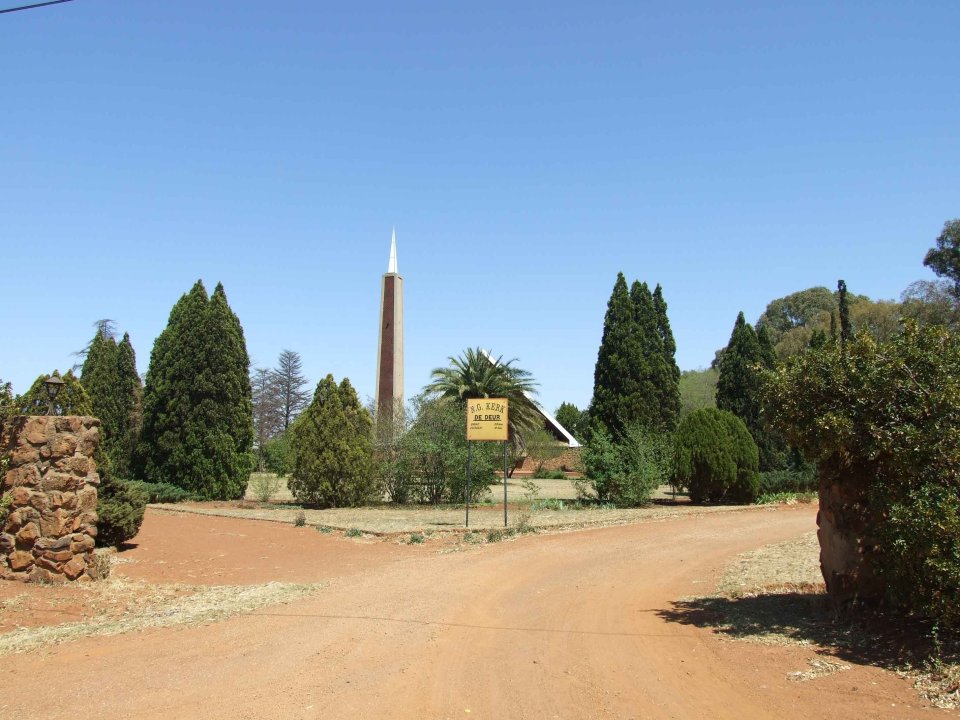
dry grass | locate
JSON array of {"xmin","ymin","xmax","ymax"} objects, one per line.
[
  {"xmin": 0, "ymin": 577, "xmax": 320, "ymax": 656},
  {"xmin": 155, "ymin": 498, "xmax": 772, "ymax": 536},
  {"xmin": 718, "ymin": 531, "xmax": 822, "ymax": 597}
]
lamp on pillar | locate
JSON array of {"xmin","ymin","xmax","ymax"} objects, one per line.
[{"xmin": 44, "ymin": 371, "xmax": 64, "ymax": 416}]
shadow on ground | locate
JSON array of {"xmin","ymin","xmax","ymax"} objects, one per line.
[{"xmin": 657, "ymin": 588, "xmax": 957, "ymax": 674}]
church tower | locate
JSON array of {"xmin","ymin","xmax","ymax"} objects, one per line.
[{"xmin": 375, "ymin": 228, "xmax": 404, "ymax": 419}]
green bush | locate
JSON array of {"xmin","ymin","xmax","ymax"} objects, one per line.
[
  {"xmin": 97, "ymin": 477, "xmax": 148, "ymax": 547},
  {"xmin": 766, "ymin": 322, "xmax": 960, "ymax": 625},
  {"xmin": 758, "ymin": 468, "xmax": 816, "ymax": 495},
  {"xmin": 89, "ymin": 445, "xmax": 147, "ymax": 548},
  {"xmin": 248, "ymin": 472, "xmax": 282, "ymax": 502},
  {"xmin": 531, "ymin": 468, "xmax": 566, "ymax": 480},
  {"xmin": 581, "ymin": 424, "xmax": 669, "ymax": 506},
  {"xmin": 382, "ymin": 395, "xmax": 496, "ymax": 505},
  {"xmin": 288, "ymin": 375, "xmax": 377, "ymax": 508},
  {"xmin": 672, "ymin": 408, "xmax": 759, "ymax": 504},
  {"xmin": 126, "ymin": 480, "xmax": 197, "ymax": 504},
  {"xmin": 262, "ymin": 434, "xmax": 294, "ymax": 477}
]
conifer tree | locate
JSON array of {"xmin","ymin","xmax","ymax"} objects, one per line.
[
  {"xmin": 590, "ymin": 274, "xmax": 682, "ymax": 437},
  {"xmin": 590, "ymin": 273, "xmax": 641, "ymax": 438},
  {"xmin": 80, "ymin": 326, "xmax": 142, "ymax": 478},
  {"xmin": 630, "ymin": 280, "xmax": 666, "ymax": 429},
  {"xmin": 114, "ymin": 333, "xmax": 143, "ymax": 478},
  {"xmin": 716, "ymin": 313, "xmax": 785, "ymax": 471},
  {"xmin": 288, "ymin": 375, "xmax": 376, "ymax": 507},
  {"xmin": 137, "ymin": 281, "xmax": 255, "ymax": 499},
  {"xmin": 273, "ymin": 349, "xmax": 310, "ymax": 430},
  {"xmin": 838, "ymin": 279, "xmax": 851, "ymax": 348},
  {"xmin": 652, "ymin": 284, "xmax": 682, "ymax": 430}
]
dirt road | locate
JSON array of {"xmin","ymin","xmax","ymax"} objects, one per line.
[{"xmin": 0, "ymin": 506, "xmax": 941, "ymax": 719}]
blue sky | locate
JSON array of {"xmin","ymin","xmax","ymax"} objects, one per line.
[{"xmin": 2, "ymin": 1, "xmax": 957, "ymax": 413}]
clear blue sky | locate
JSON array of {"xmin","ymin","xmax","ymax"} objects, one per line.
[{"xmin": 2, "ymin": 1, "xmax": 957, "ymax": 413}]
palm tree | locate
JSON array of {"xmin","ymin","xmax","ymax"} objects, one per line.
[{"xmin": 424, "ymin": 347, "xmax": 541, "ymax": 443}]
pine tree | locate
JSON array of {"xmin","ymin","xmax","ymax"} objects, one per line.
[
  {"xmin": 273, "ymin": 349, "xmax": 310, "ymax": 430},
  {"xmin": 137, "ymin": 281, "xmax": 254, "ymax": 499},
  {"xmin": 288, "ymin": 375, "xmax": 376, "ymax": 507},
  {"xmin": 251, "ymin": 367, "xmax": 282, "ymax": 469},
  {"xmin": 652, "ymin": 284, "xmax": 681, "ymax": 431}
]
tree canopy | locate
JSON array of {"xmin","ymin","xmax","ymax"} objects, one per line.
[
  {"xmin": 288, "ymin": 375, "xmax": 376, "ymax": 507},
  {"xmin": 425, "ymin": 347, "xmax": 540, "ymax": 443},
  {"xmin": 136, "ymin": 281, "xmax": 254, "ymax": 499},
  {"xmin": 923, "ymin": 218, "xmax": 960, "ymax": 298},
  {"xmin": 590, "ymin": 274, "xmax": 680, "ymax": 437},
  {"xmin": 716, "ymin": 312, "xmax": 785, "ymax": 471},
  {"xmin": 765, "ymin": 322, "xmax": 960, "ymax": 625},
  {"xmin": 80, "ymin": 324, "xmax": 142, "ymax": 478}
]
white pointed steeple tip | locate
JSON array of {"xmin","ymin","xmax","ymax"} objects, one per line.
[{"xmin": 388, "ymin": 227, "xmax": 398, "ymax": 274}]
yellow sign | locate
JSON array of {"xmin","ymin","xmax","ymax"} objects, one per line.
[{"xmin": 466, "ymin": 398, "xmax": 509, "ymax": 441}]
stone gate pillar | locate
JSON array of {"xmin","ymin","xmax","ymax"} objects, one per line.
[{"xmin": 1, "ymin": 416, "xmax": 102, "ymax": 583}]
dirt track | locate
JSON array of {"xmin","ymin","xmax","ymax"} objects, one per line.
[{"xmin": 0, "ymin": 506, "xmax": 943, "ymax": 719}]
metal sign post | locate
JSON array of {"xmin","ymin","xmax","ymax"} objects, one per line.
[
  {"xmin": 466, "ymin": 441, "xmax": 472, "ymax": 528},
  {"xmin": 503, "ymin": 440, "xmax": 508, "ymax": 527},
  {"xmin": 465, "ymin": 398, "xmax": 509, "ymax": 529}
]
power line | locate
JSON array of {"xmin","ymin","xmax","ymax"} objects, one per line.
[{"xmin": 0, "ymin": 0, "xmax": 74, "ymax": 14}]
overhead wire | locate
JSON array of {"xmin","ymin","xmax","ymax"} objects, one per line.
[{"xmin": 0, "ymin": 0, "xmax": 75, "ymax": 15}]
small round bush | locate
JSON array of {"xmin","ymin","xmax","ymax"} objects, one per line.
[{"xmin": 672, "ymin": 408, "xmax": 759, "ymax": 504}]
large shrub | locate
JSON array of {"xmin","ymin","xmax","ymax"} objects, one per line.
[
  {"xmin": 672, "ymin": 408, "xmax": 759, "ymax": 504},
  {"xmin": 766, "ymin": 323, "xmax": 960, "ymax": 625},
  {"xmin": 96, "ymin": 470, "xmax": 148, "ymax": 547},
  {"xmin": 136, "ymin": 281, "xmax": 255, "ymax": 500},
  {"xmin": 385, "ymin": 395, "xmax": 496, "ymax": 505},
  {"xmin": 580, "ymin": 424, "xmax": 668, "ymax": 506},
  {"xmin": 288, "ymin": 375, "xmax": 377, "ymax": 507}
]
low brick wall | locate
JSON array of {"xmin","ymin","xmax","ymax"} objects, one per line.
[
  {"xmin": 1, "ymin": 416, "xmax": 101, "ymax": 583},
  {"xmin": 513, "ymin": 447, "xmax": 583, "ymax": 477}
]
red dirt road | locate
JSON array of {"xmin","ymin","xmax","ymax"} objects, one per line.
[{"xmin": 0, "ymin": 506, "xmax": 944, "ymax": 720}]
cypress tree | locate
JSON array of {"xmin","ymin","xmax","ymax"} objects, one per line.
[
  {"xmin": 838, "ymin": 279, "xmax": 851, "ymax": 348},
  {"xmin": 288, "ymin": 375, "xmax": 376, "ymax": 507},
  {"xmin": 80, "ymin": 326, "xmax": 142, "ymax": 478},
  {"xmin": 716, "ymin": 313, "xmax": 785, "ymax": 471},
  {"xmin": 137, "ymin": 281, "xmax": 254, "ymax": 499},
  {"xmin": 652, "ymin": 284, "xmax": 681, "ymax": 431},
  {"xmin": 716, "ymin": 312, "xmax": 761, "ymax": 422},
  {"xmin": 756, "ymin": 323, "xmax": 777, "ymax": 369},
  {"xmin": 590, "ymin": 273, "xmax": 639, "ymax": 438},
  {"xmin": 114, "ymin": 333, "xmax": 143, "ymax": 478},
  {"xmin": 81, "ymin": 328, "xmax": 122, "ymax": 443},
  {"xmin": 591, "ymin": 274, "xmax": 682, "ymax": 437},
  {"xmin": 629, "ymin": 280, "xmax": 662, "ymax": 429}
]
